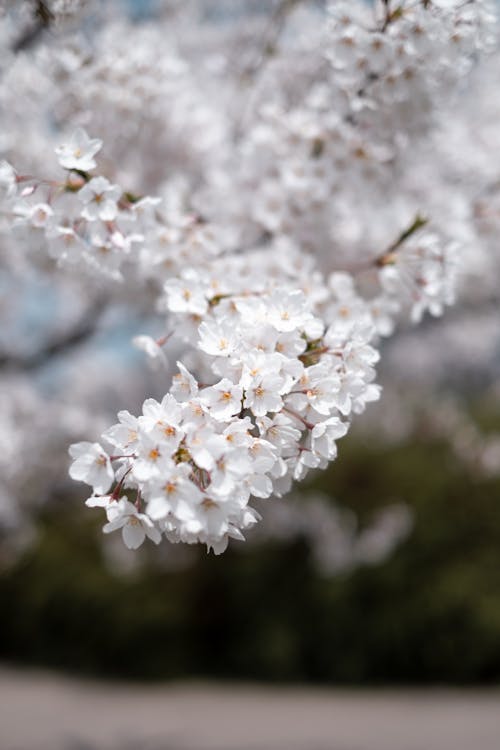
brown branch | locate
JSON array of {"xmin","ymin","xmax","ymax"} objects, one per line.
[
  {"xmin": 12, "ymin": 1, "xmax": 54, "ymax": 53},
  {"xmin": 332, "ymin": 214, "xmax": 428, "ymax": 276},
  {"xmin": 380, "ymin": 1, "xmax": 405, "ymax": 33},
  {"xmin": 376, "ymin": 214, "xmax": 428, "ymax": 267}
]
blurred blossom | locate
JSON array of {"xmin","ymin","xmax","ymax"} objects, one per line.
[{"xmin": 252, "ymin": 493, "xmax": 413, "ymax": 576}]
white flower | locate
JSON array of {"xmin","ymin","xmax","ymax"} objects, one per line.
[
  {"xmin": 293, "ymin": 448, "xmax": 321, "ymax": 481},
  {"xmin": 102, "ymin": 499, "xmax": 162, "ymax": 549},
  {"xmin": 311, "ymin": 417, "xmax": 348, "ymax": 459},
  {"xmin": 171, "ymin": 362, "xmax": 199, "ymax": 402},
  {"xmin": 181, "ymin": 398, "xmax": 207, "ymax": 428},
  {"xmin": 46, "ymin": 226, "xmax": 86, "ymax": 262},
  {"xmin": 29, "ymin": 203, "xmax": 54, "ymax": 229},
  {"xmin": 287, "ymin": 363, "xmax": 340, "ymax": 416},
  {"xmin": 85, "ymin": 495, "xmax": 111, "ymax": 509},
  {"xmin": 139, "ymin": 394, "xmax": 184, "ymax": 448},
  {"xmin": 184, "ymin": 494, "xmax": 249, "ymax": 554},
  {"xmin": 257, "ymin": 414, "xmax": 301, "ymax": 452},
  {"xmin": 266, "ymin": 289, "xmax": 312, "ymax": 333},
  {"xmin": 244, "ymin": 324, "xmax": 279, "ymax": 353},
  {"xmin": 146, "ymin": 465, "xmax": 202, "ymax": 522},
  {"xmin": 239, "ymin": 351, "xmax": 285, "ymax": 390},
  {"xmin": 131, "ymin": 195, "xmax": 162, "ymax": 227},
  {"xmin": 184, "ymin": 424, "xmax": 226, "ymax": 471},
  {"xmin": 12, "ymin": 201, "xmax": 54, "ymax": 229},
  {"xmin": 248, "ymin": 437, "xmax": 278, "ymax": 474},
  {"xmin": 164, "ymin": 272, "xmax": 208, "ymax": 315},
  {"xmin": 244, "ymin": 374, "xmax": 285, "ymax": 417},
  {"xmin": 200, "ymin": 379, "xmax": 243, "ymax": 421},
  {"xmin": 132, "ymin": 435, "xmax": 176, "ymax": 483},
  {"xmin": 81, "ymin": 231, "xmax": 124, "ymax": 279},
  {"xmin": 210, "ymin": 446, "xmax": 253, "ymax": 497},
  {"xmin": 222, "ymin": 418, "xmax": 254, "ymax": 448},
  {"xmin": 198, "ymin": 320, "xmax": 239, "ymax": 357},
  {"xmin": 78, "ymin": 176, "xmax": 121, "ymax": 221},
  {"xmin": 276, "ymin": 330, "xmax": 307, "ymax": 357},
  {"xmin": 109, "ymin": 228, "xmax": 143, "ymax": 254},
  {"xmin": 378, "ymin": 235, "xmax": 458, "ymax": 324},
  {"xmin": 55, "ymin": 128, "xmax": 103, "ymax": 172},
  {"xmin": 68, "ymin": 442, "xmax": 114, "ymax": 494},
  {"xmin": 103, "ymin": 410, "xmax": 140, "ymax": 452}
]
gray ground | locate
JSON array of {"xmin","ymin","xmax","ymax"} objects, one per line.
[{"xmin": 0, "ymin": 666, "xmax": 499, "ymax": 750}]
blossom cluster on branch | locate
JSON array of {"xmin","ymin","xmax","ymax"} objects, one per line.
[{"xmin": 0, "ymin": 122, "xmax": 467, "ymax": 553}]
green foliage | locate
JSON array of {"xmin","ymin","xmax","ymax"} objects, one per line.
[{"xmin": 1, "ymin": 434, "xmax": 500, "ymax": 683}]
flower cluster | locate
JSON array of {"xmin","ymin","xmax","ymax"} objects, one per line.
[
  {"xmin": 0, "ymin": 128, "xmax": 233, "ymax": 286},
  {"xmin": 70, "ymin": 243, "xmax": 381, "ymax": 553},
  {"xmin": 42, "ymin": 19, "xmax": 227, "ymax": 192},
  {"xmin": 0, "ymin": 111, "xmax": 481, "ymax": 553},
  {"xmin": 377, "ymin": 231, "xmax": 459, "ymax": 323},
  {"xmin": 198, "ymin": 1, "xmax": 486, "ymax": 329},
  {"xmin": 2, "ymin": 129, "xmax": 153, "ymax": 280},
  {"xmin": 326, "ymin": 0, "xmax": 497, "ymax": 140}
]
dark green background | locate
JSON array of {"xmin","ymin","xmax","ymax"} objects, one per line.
[{"xmin": 1, "ymin": 406, "xmax": 499, "ymax": 685}]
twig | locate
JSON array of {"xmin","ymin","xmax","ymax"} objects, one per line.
[{"xmin": 376, "ymin": 214, "xmax": 428, "ymax": 267}]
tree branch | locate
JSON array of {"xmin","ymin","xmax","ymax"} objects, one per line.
[
  {"xmin": 376, "ymin": 214, "xmax": 428, "ymax": 267},
  {"xmin": 0, "ymin": 298, "xmax": 107, "ymax": 372},
  {"xmin": 12, "ymin": 1, "xmax": 54, "ymax": 53}
]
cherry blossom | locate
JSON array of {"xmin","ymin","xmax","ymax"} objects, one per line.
[{"xmin": 55, "ymin": 128, "xmax": 102, "ymax": 172}]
